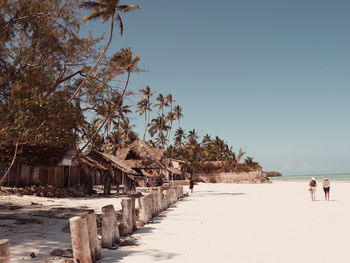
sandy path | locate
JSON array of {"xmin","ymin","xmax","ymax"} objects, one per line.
[{"xmin": 103, "ymin": 182, "xmax": 350, "ymax": 263}]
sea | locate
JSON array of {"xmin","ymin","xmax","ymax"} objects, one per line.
[{"xmin": 270, "ymin": 173, "xmax": 350, "ymax": 182}]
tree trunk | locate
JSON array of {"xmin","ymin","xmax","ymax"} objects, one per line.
[
  {"xmin": 0, "ymin": 143, "xmax": 19, "ymax": 186},
  {"xmin": 67, "ymin": 12, "xmax": 115, "ymax": 103}
]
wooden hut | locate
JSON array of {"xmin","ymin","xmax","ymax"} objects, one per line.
[
  {"xmin": 82, "ymin": 150, "xmax": 138, "ymax": 193},
  {"xmin": 0, "ymin": 146, "xmax": 81, "ymax": 188}
]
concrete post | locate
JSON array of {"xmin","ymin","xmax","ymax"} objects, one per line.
[
  {"xmin": 164, "ymin": 189, "xmax": 170, "ymax": 208},
  {"xmin": 138, "ymin": 196, "xmax": 148, "ymax": 225},
  {"xmin": 121, "ymin": 198, "xmax": 133, "ymax": 235},
  {"xmin": 157, "ymin": 187, "xmax": 164, "ymax": 211},
  {"xmin": 79, "ymin": 210, "xmax": 99, "ymax": 262},
  {"xmin": 0, "ymin": 239, "xmax": 10, "ymax": 263},
  {"xmin": 146, "ymin": 195, "xmax": 152, "ymax": 221},
  {"xmin": 131, "ymin": 198, "xmax": 137, "ymax": 231},
  {"xmin": 114, "ymin": 218, "xmax": 120, "ymax": 245},
  {"xmin": 69, "ymin": 216, "xmax": 92, "ymax": 263},
  {"xmin": 101, "ymin": 205, "xmax": 115, "ymax": 248}
]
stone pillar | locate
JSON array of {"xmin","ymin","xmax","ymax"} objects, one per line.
[
  {"xmin": 69, "ymin": 216, "xmax": 92, "ymax": 263},
  {"xmin": 101, "ymin": 205, "xmax": 116, "ymax": 249},
  {"xmin": 121, "ymin": 198, "xmax": 133, "ymax": 235},
  {"xmin": 0, "ymin": 239, "xmax": 10, "ymax": 263}
]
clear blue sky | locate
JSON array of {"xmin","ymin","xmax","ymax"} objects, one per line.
[{"xmin": 81, "ymin": 0, "xmax": 350, "ymax": 175}]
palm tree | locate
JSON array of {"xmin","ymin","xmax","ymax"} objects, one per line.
[
  {"xmin": 68, "ymin": 1, "xmax": 140, "ymax": 103},
  {"xmin": 236, "ymin": 148, "xmax": 246, "ymax": 163},
  {"xmin": 136, "ymin": 98, "xmax": 150, "ymax": 140},
  {"xmin": 139, "ymin": 86, "xmax": 155, "ymax": 140},
  {"xmin": 187, "ymin": 129, "xmax": 199, "ymax": 145},
  {"xmin": 79, "ymin": 48, "xmax": 140, "ymax": 152},
  {"xmin": 165, "ymin": 94, "xmax": 175, "ymax": 139},
  {"xmin": 173, "ymin": 105, "xmax": 183, "ymax": 126},
  {"xmin": 110, "ymin": 47, "xmax": 142, "ymax": 94},
  {"xmin": 202, "ymin": 134, "xmax": 212, "ymax": 145},
  {"xmin": 174, "ymin": 127, "xmax": 186, "ymax": 149},
  {"xmin": 155, "ymin": 131, "xmax": 167, "ymax": 148},
  {"xmin": 244, "ymin": 156, "xmax": 254, "ymax": 166},
  {"xmin": 148, "ymin": 115, "xmax": 169, "ymax": 138}
]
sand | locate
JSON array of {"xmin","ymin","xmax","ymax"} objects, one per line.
[
  {"xmin": 105, "ymin": 181, "xmax": 350, "ymax": 263},
  {"xmin": 2, "ymin": 181, "xmax": 349, "ymax": 262},
  {"xmin": 0, "ymin": 194, "xmax": 126, "ymax": 262}
]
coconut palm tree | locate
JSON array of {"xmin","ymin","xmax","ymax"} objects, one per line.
[
  {"xmin": 136, "ymin": 98, "xmax": 150, "ymax": 140},
  {"xmin": 164, "ymin": 94, "xmax": 175, "ymax": 139},
  {"xmin": 173, "ymin": 105, "xmax": 183, "ymax": 126},
  {"xmin": 187, "ymin": 129, "xmax": 199, "ymax": 145},
  {"xmin": 174, "ymin": 127, "xmax": 186, "ymax": 149},
  {"xmin": 138, "ymin": 86, "xmax": 155, "ymax": 140},
  {"xmin": 110, "ymin": 47, "xmax": 142, "ymax": 94},
  {"xmin": 236, "ymin": 148, "xmax": 246, "ymax": 163},
  {"xmin": 148, "ymin": 116, "xmax": 169, "ymax": 138},
  {"xmin": 79, "ymin": 48, "xmax": 140, "ymax": 152},
  {"xmin": 68, "ymin": 1, "xmax": 140, "ymax": 103}
]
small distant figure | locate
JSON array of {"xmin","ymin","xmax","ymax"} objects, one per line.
[
  {"xmin": 189, "ymin": 178, "xmax": 194, "ymax": 193},
  {"xmin": 309, "ymin": 177, "xmax": 317, "ymax": 201},
  {"xmin": 322, "ymin": 178, "xmax": 330, "ymax": 201}
]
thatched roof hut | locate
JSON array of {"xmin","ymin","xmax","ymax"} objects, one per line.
[{"xmin": 115, "ymin": 140, "xmax": 181, "ymax": 176}]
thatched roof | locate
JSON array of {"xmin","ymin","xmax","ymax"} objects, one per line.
[
  {"xmin": 97, "ymin": 152, "xmax": 137, "ymax": 174},
  {"xmin": 116, "ymin": 140, "xmax": 163, "ymax": 161},
  {"xmin": 115, "ymin": 140, "xmax": 181, "ymax": 175},
  {"xmin": 81, "ymin": 155, "xmax": 108, "ymax": 171}
]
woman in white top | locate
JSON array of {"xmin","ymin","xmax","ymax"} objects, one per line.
[
  {"xmin": 309, "ymin": 177, "xmax": 317, "ymax": 201},
  {"xmin": 322, "ymin": 178, "xmax": 330, "ymax": 201}
]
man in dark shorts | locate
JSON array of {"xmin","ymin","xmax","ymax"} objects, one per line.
[{"xmin": 322, "ymin": 178, "xmax": 330, "ymax": 201}]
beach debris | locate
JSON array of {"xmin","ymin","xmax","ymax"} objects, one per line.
[
  {"xmin": 120, "ymin": 239, "xmax": 138, "ymax": 247},
  {"xmin": 30, "ymin": 252, "xmax": 36, "ymax": 258},
  {"xmin": 45, "ymin": 258, "xmax": 77, "ymax": 263},
  {"xmin": 50, "ymin": 249, "xmax": 65, "ymax": 257},
  {"xmin": 0, "ymin": 185, "xmax": 92, "ymax": 198}
]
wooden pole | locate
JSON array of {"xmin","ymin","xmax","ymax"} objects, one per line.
[
  {"xmin": 69, "ymin": 216, "xmax": 92, "ymax": 263},
  {"xmin": 0, "ymin": 239, "xmax": 10, "ymax": 263}
]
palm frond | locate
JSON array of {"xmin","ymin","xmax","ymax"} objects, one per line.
[
  {"xmin": 117, "ymin": 5, "xmax": 141, "ymax": 13},
  {"xmin": 116, "ymin": 13, "xmax": 124, "ymax": 36},
  {"xmin": 83, "ymin": 11, "xmax": 104, "ymax": 22},
  {"xmin": 80, "ymin": 1, "xmax": 104, "ymax": 9}
]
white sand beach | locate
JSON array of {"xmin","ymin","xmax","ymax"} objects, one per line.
[
  {"xmin": 2, "ymin": 181, "xmax": 350, "ymax": 262},
  {"xmin": 106, "ymin": 181, "xmax": 350, "ymax": 263}
]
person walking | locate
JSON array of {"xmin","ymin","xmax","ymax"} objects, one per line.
[
  {"xmin": 322, "ymin": 178, "xmax": 330, "ymax": 201},
  {"xmin": 309, "ymin": 177, "xmax": 317, "ymax": 201},
  {"xmin": 189, "ymin": 177, "xmax": 194, "ymax": 193}
]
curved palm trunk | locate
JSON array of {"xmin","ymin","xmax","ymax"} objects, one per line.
[
  {"xmin": 80, "ymin": 71, "xmax": 131, "ymax": 152},
  {"xmin": 67, "ymin": 12, "xmax": 115, "ymax": 103},
  {"xmin": 0, "ymin": 143, "xmax": 19, "ymax": 186},
  {"xmin": 143, "ymin": 111, "xmax": 147, "ymax": 140}
]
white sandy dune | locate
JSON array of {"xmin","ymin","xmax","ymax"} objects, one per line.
[{"xmin": 2, "ymin": 182, "xmax": 350, "ymax": 263}]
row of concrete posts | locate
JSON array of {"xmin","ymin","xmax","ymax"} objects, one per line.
[{"xmin": 69, "ymin": 186, "xmax": 184, "ymax": 263}]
